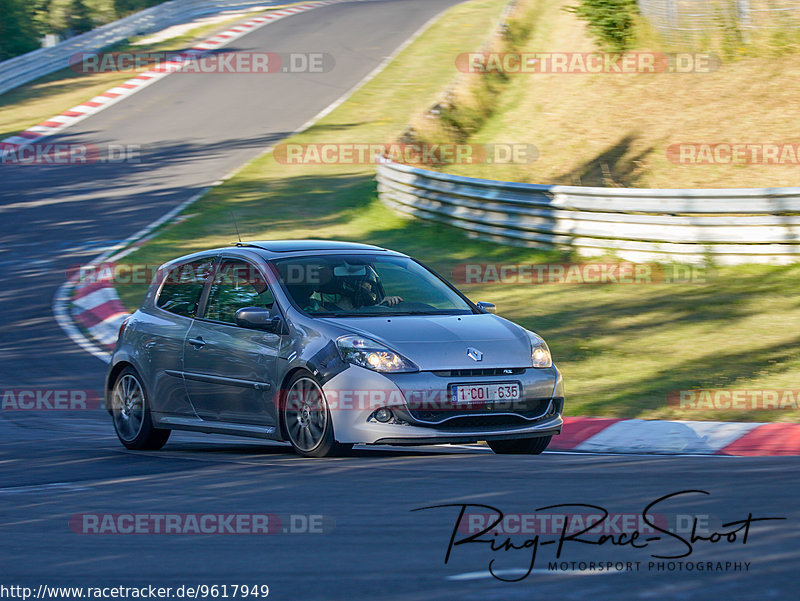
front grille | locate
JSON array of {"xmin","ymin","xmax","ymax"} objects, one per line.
[
  {"xmin": 432, "ymin": 367, "xmax": 525, "ymax": 377},
  {"xmin": 407, "ymin": 398, "xmax": 552, "ymax": 426},
  {"xmin": 428, "ymin": 414, "xmax": 539, "ymax": 430}
]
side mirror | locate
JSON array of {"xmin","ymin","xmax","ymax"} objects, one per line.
[
  {"xmin": 476, "ymin": 301, "xmax": 496, "ymax": 314},
  {"xmin": 235, "ymin": 307, "xmax": 285, "ymax": 333}
]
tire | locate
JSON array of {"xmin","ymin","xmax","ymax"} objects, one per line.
[
  {"xmin": 281, "ymin": 371, "xmax": 352, "ymax": 458},
  {"xmin": 488, "ymin": 435, "xmax": 551, "ymax": 455},
  {"xmin": 110, "ymin": 366, "xmax": 170, "ymax": 450}
]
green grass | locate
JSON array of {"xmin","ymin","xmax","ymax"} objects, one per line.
[{"xmin": 113, "ymin": 0, "xmax": 800, "ymax": 423}]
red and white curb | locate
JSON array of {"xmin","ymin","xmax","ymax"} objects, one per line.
[
  {"xmin": 550, "ymin": 416, "xmax": 800, "ymax": 456},
  {"xmin": 0, "ymin": 1, "xmax": 339, "ymax": 160},
  {"xmin": 71, "ymin": 280, "xmax": 129, "ymax": 349}
]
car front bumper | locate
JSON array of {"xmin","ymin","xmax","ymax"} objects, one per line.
[{"xmin": 322, "ymin": 364, "xmax": 564, "ymax": 445}]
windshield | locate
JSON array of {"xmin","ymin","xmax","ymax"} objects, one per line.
[{"xmin": 271, "ymin": 254, "xmax": 474, "ymax": 317}]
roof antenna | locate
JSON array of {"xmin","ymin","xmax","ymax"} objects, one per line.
[{"xmin": 230, "ymin": 210, "xmax": 243, "ymax": 245}]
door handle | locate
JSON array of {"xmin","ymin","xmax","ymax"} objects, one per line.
[{"xmin": 188, "ymin": 337, "xmax": 206, "ymax": 349}]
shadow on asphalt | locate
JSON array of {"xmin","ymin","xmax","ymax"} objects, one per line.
[{"xmin": 153, "ymin": 440, "xmax": 481, "ymax": 459}]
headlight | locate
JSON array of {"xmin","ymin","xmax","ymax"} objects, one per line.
[
  {"xmin": 336, "ymin": 335, "xmax": 419, "ymax": 373},
  {"xmin": 526, "ymin": 330, "xmax": 552, "ymax": 368}
]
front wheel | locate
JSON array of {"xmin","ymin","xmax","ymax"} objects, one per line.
[
  {"xmin": 488, "ymin": 435, "xmax": 551, "ymax": 455},
  {"xmin": 111, "ymin": 367, "xmax": 170, "ymax": 450},
  {"xmin": 281, "ymin": 373, "xmax": 352, "ymax": 458}
]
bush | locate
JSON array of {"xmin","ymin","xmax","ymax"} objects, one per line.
[{"xmin": 566, "ymin": 0, "xmax": 639, "ymax": 51}]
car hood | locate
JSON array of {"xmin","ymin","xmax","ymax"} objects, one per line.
[{"xmin": 318, "ymin": 314, "xmax": 533, "ymax": 370}]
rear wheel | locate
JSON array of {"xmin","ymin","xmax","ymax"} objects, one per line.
[
  {"xmin": 282, "ymin": 372, "xmax": 352, "ymax": 458},
  {"xmin": 111, "ymin": 367, "xmax": 170, "ymax": 450},
  {"xmin": 488, "ymin": 435, "xmax": 551, "ymax": 455}
]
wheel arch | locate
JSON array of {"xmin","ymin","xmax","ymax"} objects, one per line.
[
  {"xmin": 275, "ymin": 366, "xmax": 315, "ymax": 441},
  {"xmin": 106, "ymin": 360, "xmax": 136, "ymax": 414}
]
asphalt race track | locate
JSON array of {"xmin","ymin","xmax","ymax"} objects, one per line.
[{"xmin": 0, "ymin": 1, "xmax": 798, "ymax": 599}]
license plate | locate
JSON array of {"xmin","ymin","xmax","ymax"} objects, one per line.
[{"xmin": 450, "ymin": 382, "xmax": 521, "ymax": 405}]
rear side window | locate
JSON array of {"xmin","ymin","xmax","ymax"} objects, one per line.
[{"xmin": 156, "ymin": 257, "xmax": 215, "ymax": 317}]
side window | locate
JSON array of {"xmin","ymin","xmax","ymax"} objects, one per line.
[
  {"xmin": 204, "ymin": 260, "xmax": 274, "ymax": 324},
  {"xmin": 156, "ymin": 257, "xmax": 215, "ymax": 318}
]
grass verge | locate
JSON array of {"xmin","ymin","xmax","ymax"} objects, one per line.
[{"xmin": 113, "ymin": 0, "xmax": 800, "ymax": 423}]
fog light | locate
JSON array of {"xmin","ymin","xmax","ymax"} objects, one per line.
[{"xmin": 374, "ymin": 408, "xmax": 393, "ymax": 423}]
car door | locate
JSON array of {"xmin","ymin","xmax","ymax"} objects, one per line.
[
  {"xmin": 182, "ymin": 258, "xmax": 281, "ymax": 426},
  {"xmin": 145, "ymin": 255, "xmax": 217, "ymax": 417}
]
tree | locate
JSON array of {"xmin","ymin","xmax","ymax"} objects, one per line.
[
  {"xmin": 68, "ymin": 0, "xmax": 94, "ymax": 35},
  {"xmin": 0, "ymin": 0, "xmax": 41, "ymax": 60}
]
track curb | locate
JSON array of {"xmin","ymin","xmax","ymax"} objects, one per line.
[{"xmin": 550, "ymin": 416, "xmax": 800, "ymax": 456}]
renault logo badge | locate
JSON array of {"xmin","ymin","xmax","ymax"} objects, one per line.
[{"xmin": 467, "ymin": 347, "xmax": 483, "ymax": 362}]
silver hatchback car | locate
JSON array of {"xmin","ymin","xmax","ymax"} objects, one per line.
[{"xmin": 106, "ymin": 240, "xmax": 564, "ymax": 457}]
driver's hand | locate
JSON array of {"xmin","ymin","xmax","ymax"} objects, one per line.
[{"xmin": 380, "ymin": 296, "xmax": 403, "ymax": 306}]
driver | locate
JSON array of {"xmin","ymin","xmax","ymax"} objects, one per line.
[
  {"xmin": 335, "ymin": 279, "xmax": 402, "ymax": 310},
  {"xmin": 325, "ymin": 266, "xmax": 402, "ymax": 311}
]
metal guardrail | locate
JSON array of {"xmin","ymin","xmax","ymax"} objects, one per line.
[
  {"xmin": 636, "ymin": 0, "xmax": 800, "ymax": 43},
  {"xmin": 376, "ymin": 159, "xmax": 800, "ymax": 265},
  {"xmin": 0, "ymin": 0, "xmax": 283, "ymax": 97}
]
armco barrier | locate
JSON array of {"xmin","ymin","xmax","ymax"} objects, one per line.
[
  {"xmin": 376, "ymin": 159, "xmax": 800, "ymax": 265},
  {"xmin": 637, "ymin": 0, "xmax": 800, "ymax": 44},
  {"xmin": 0, "ymin": 0, "xmax": 285, "ymax": 97}
]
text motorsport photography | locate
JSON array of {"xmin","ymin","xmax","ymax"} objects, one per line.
[{"xmin": 414, "ymin": 490, "xmax": 784, "ymax": 581}]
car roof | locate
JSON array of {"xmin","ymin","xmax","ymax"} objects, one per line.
[
  {"xmin": 235, "ymin": 240, "xmax": 386, "ymax": 254},
  {"xmin": 159, "ymin": 241, "xmax": 406, "ymax": 271}
]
